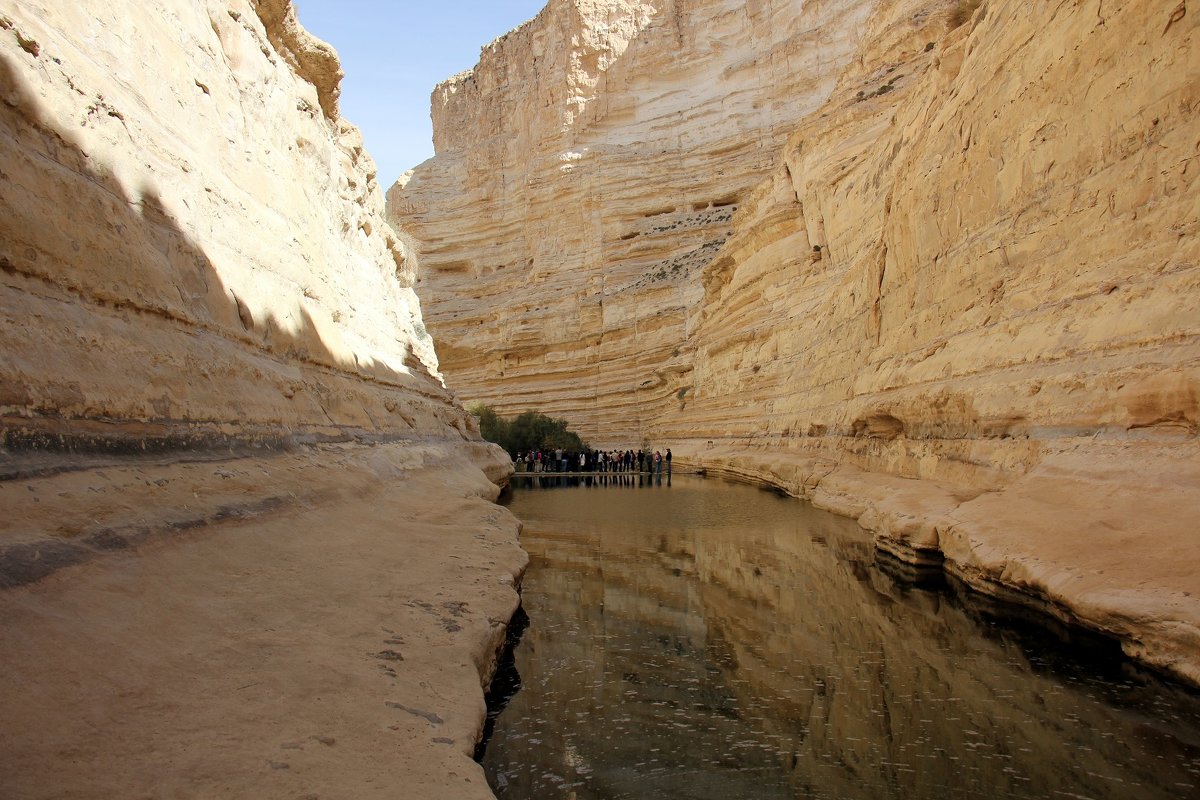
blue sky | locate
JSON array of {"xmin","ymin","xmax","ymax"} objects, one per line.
[{"xmin": 293, "ymin": 1, "xmax": 547, "ymax": 188}]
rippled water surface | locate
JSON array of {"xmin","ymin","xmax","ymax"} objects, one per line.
[{"xmin": 482, "ymin": 474, "xmax": 1200, "ymax": 800}]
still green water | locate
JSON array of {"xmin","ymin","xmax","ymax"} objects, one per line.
[{"xmin": 481, "ymin": 474, "xmax": 1200, "ymax": 800}]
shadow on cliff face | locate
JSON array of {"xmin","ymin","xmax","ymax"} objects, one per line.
[
  {"xmin": 0, "ymin": 37, "xmax": 478, "ymax": 588},
  {"xmin": 0, "ymin": 45, "xmax": 458, "ymax": 459}
]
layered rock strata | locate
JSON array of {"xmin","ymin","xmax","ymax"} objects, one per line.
[
  {"xmin": 389, "ymin": 0, "xmax": 874, "ymax": 436},
  {"xmin": 391, "ymin": 0, "xmax": 1200, "ymax": 684},
  {"xmin": 2, "ymin": 0, "xmax": 448, "ymax": 452},
  {"xmin": 0, "ymin": 2, "xmax": 521, "ymax": 796}
]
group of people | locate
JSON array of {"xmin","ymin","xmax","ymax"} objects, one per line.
[{"xmin": 514, "ymin": 447, "xmax": 672, "ymax": 475}]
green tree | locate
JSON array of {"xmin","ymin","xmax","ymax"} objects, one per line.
[
  {"xmin": 467, "ymin": 404, "xmax": 588, "ymax": 455},
  {"xmin": 468, "ymin": 402, "xmax": 509, "ymax": 447}
]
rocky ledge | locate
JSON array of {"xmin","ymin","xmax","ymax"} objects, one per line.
[
  {"xmin": 0, "ymin": 441, "xmax": 526, "ymax": 799},
  {"xmin": 0, "ymin": 2, "xmax": 528, "ymax": 797},
  {"xmin": 682, "ymin": 438, "xmax": 1200, "ymax": 688}
]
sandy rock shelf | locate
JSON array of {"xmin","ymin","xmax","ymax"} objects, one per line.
[{"xmin": 0, "ymin": 441, "xmax": 527, "ymax": 800}]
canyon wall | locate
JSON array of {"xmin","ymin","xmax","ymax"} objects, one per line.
[
  {"xmin": 390, "ymin": 0, "xmax": 1200, "ymax": 684},
  {"xmin": 0, "ymin": 2, "xmax": 520, "ymax": 797},
  {"xmin": 1, "ymin": 0, "xmax": 462, "ymax": 452},
  {"xmin": 388, "ymin": 0, "xmax": 875, "ymax": 437}
]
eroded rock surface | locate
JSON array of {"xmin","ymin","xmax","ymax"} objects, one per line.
[
  {"xmin": 389, "ymin": 0, "xmax": 871, "ymax": 434},
  {"xmin": 0, "ymin": 2, "xmax": 522, "ymax": 797},
  {"xmin": 390, "ymin": 0, "xmax": 1200, "ymax": 684},
  {"xmin": 2, "ymin": 0, "xmax": 447, "ymax": 451},
  {"xmin": 0, "ymin": 443, "xmax": 526, "ymax": 800}
]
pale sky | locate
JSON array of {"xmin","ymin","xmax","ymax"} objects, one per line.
[{"xmin": 293, "ymin": 1, "xmax": 547, "ymax": 188}]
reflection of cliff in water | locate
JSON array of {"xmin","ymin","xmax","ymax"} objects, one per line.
[{"xmin": 485, "ymin": 477, "xmax": 1200, "ymax": 799}]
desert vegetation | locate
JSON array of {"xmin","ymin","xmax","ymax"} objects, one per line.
[{"xmin": 468, "ymin": 403, "xmax": 589, "ymax": 455}]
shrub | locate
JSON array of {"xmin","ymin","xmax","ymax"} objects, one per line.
[{"xmin": 467, "ymin": 403, "xmax": 589, "ymax": 455}]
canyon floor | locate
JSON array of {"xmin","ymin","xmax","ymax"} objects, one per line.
[
  {"xmin": 1, "ymin": 438, "xmax": 1198, "ymax": 798},
  {"xmin": 0, "ymin": 442, "xmax": 525, "ymax": 800}
]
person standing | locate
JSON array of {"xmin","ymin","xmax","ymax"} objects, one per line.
[{"xmin": 665, "ymin": 448, "xmax": 672, "ymax": 476}]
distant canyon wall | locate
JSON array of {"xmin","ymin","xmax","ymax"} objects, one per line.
[
  {"xmin": 0, "ymin": 0, "xmax": 480, "ymax": 453},
  {"xmin": 391, "ymin": 0, "xmax": 1197, "ymax": 452},
  {"xmin": 388, "ymin": 0, "xmax": 874, "ymax": 436},
  {"xmin": 390, "ymin": 0, "xmax": 1200, "ymax": 683}
]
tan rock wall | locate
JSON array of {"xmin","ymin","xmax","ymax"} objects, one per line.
[
  {"xmin": 388, "ymin": 0, "xmax": 876, "ymax": 445},
  {"xmin": 1, "ymin": 0, "xmax": 467, "ymax": 451},
  {"xmin": 679, "ymin": 0, "xmax": 1200, "ymax": 457},
  {"xmin": 669, "ymin": 0, "xmax": 1200, "ymax": 680},
  {"xmin": 392, "ymin": 0, "xmax": 1200, "ymax": 683},
  {"xmin": 0, "ymin": 4, "xmax": 521, "ymax": 795}
]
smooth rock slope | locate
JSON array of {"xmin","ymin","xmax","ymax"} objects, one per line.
[{"xmin": 0, "ymin": 2, "xmax": 523, "ymax": 797}]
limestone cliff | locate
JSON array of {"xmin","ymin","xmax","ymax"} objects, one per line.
[
  {"xmin": 390, "ymin": 0, "xmax": 1200, "ymax": 684},
  {"xmin": 389, "ymin": 0, "xmax": 873, "ymax": 435},
  {"xmin": 1, "ymin": 0, "xmax": 458, "ymax": 452},
  {"xmin": 0, "ymin": 2, "xmax": 521, "ymax": 797}
]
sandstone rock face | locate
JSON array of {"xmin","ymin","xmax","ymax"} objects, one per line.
[
  {"xmin": 391, "ymin": 0, "xmax": 1200, "ymax": 683},
  {"xmin": 0, "ymin": 2, "xmax": 520, "ymax": 796},
  {"xmin": 1, "ymin": 0, "xmax": 458, "ymax": 451},
  {"xmin": 389, "ymin": 0, "xmax": 874, "ymax": 439},
  {"xmin": 0, "ymin": 442, "xmax": 525, "ymax": 800}
]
